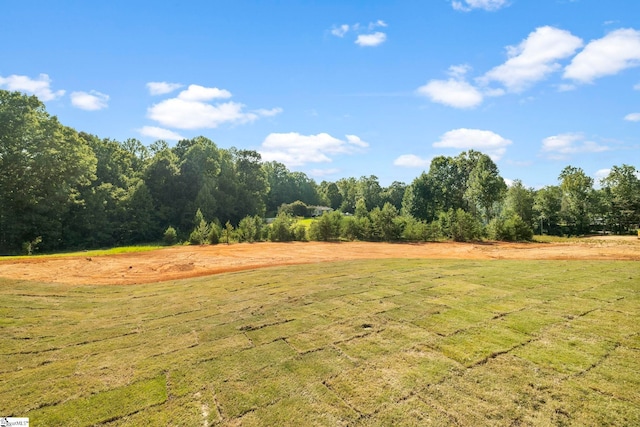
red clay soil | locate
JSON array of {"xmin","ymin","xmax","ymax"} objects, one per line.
[{"xmin": 0, "ymin": 238, "xmax": 638, "ymax": 285}]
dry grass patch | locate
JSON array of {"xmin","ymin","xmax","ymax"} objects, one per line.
[{"xmin": 1, "ymin": 258, "xmax": 638, "ymax": 425}]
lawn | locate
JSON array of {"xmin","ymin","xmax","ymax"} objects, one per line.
[{"xmin": 1, "ymin": 259, "xmax": 638, "ymax": 426}]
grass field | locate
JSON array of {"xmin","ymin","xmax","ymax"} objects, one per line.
[{"xmin": 1, "ymin": 258, "xmax": 639, "ymax": 426}]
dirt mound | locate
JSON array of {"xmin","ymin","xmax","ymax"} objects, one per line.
[{"xmin": 1, "ymin": 239, "xmax": 638, "ymax": 285}]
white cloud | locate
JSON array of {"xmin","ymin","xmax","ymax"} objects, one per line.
[
  {"xmin": 624, "ymin": 113, "xmax": 640, "ymax": 122},
  {"xmin": 149, "ymin": 99, "xmax": 255, "ymax": 129},
  {"xmin": 0, "ymin": 73, "xmax": 65, "ymax": 101},
  {"xmin": 331, "ymin": 24, "xmax": 350, "ymax": 37},
  {"xmin": 480, "ymin": 26, "xmax": 583, "ymax": 92},
  {"xmin": 393, "ymin": 154, "xmax": 432, "ymax": 168},
  {"xmin": 452, "ymin": 0, "xmax": 509, "ymax": 12},
  {"xmin": 355, "ymin": 32, "xmax": 387, "ymax": 47},
  {"xmin": 147, "ymin": 84, "xmax": 281, "ymax": 130},
  {"xmin": 557, "ymin": 83, "xmax": 577, "ymax": 92},
  {"xmin": 138, "ymin": 126, "xmax": 185, "ymax": 141},
  {"xmin": 369, "ymin": 20, "xmax": 387, "ymax": 29},
  {"xmin": 417, "ymin": 78, "xmax": 483, "ymax": 109},
  {"xmin": 634, "ymin": 83, "xmax": 640, "ymax": 90},
  {"xmin": 70, "ymin": 90, "xmax": 109, "ymax": 111},
  {"xmin": 177, "ymin": 84, "xmax": 232, "ymax": 101},
  {"xmin": 541, "ymin": 133, "xmax": 610, "ymax": 159},
  {"xmin": 345, "ymin": 134, "xmax": 369, "ymax": 147},
  {"xmin": 254, "ymin": 107, "xmax": 284, "ymax": 117},
  {"xmin": 433, "ymin": 128, "xmax": 512, "ymax": 160},
  {"xmin": 146, "ymin": 81, "xmax": 183, "ymax": 95},
  {"xmin": 259, "ymin": 132, "xmax": 369, "ymax": 167},
  {"xmin": 595, "ymin": 168, "xmax": 611, "ymax": 180},
  {"xmin": 564, "ymin": 28, "xmax": 640, "ymax": 83}
]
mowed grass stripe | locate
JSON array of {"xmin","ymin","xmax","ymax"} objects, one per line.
[{"xmin": 0, "ymin": 259, "xmax": 638, "ymax": 425}]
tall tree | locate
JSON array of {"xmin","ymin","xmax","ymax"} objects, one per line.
[
  {"xmin": 427, "ymin": 155, "xmax": 466, "ymax": 214},
  {"xmin": 381, "ymin": 181, "xmax": 407, "ymax": 211},
  {"xmin": 464, "ymin": 154, "xmax": 507, "ymax": 222},
  {"xmin": 356, "ymin": 175, "xmax": 383, "ymax": 211},
  {"xmin": 319, "ymin": 181, "xmax": 343, "ymax": 210},
  {"xmin": 558, "ymin": 166, "xmax": 594, "ymax": 235},
  {"xmin": 337, "ymin": 177, "xmax": 358, "ymax": 213},
  {"xmin": 533, "ymin": 185, "xmax": 563, "ymax": 235},
  {"xmin": 600, "ymin": 164, "xmax": 640, "ymax": 234},
  {"xmin": 0, "ymin": 90, "xmax": 97, "ymax": 253},
  {"xmin": 403, "ymin": 173, "xmax": 439, "ymax": 222},
  {"xmin": 504, "ymin": 180, "xmax": 535, "ymax": 227}
]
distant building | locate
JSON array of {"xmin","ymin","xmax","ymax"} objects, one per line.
[{"xmin": 309, "ymin": 206, "xmax": 333, "ymax": 217}]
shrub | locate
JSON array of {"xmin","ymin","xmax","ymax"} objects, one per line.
[
  {"xmin": 237, "ymin": 215, "xmax": 258, "ymax": 243},
  {"xmin": 292, "ymin": 223, "xmax": 308, "ymax": 241},
  {"xmin": 208, "ymin": 223, "xmax": 221, "ymax": 244},
  {"xmin": 22, "ymin": 236, "xmax": 43, "ymax": 255},
  {"xmin": 309, "ymin": 211, "xmax": 342, "ymax": 241},
  {"xmin": 342, "ymin": 216, "xmax": 361, "ymax": 241},
  {"xmin": 278, "ymin": 200, "xmax": 309, "ymax": 217},
  {"xmin": 487, "ymin": 212, "xmax": 533, "ymax": 241},
  {"xmin": 438, "ymin": 208, "xmax": 482, "ymax": 242},
  {"xmin": 221, "ymin": 221, "xmax": 234, "ymax": 244},
  {"xmin": 269, "ymin": 213, "xmax": 293, "ymax": 242},
  {"xmin": 163, "ymin": 226, "xmax": 178, "ymax": 246}
]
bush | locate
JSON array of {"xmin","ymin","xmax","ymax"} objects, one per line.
[
  {"xmin": 292, "ymin": 223, "xmax": 308, "ymax": 241},
  {"xmin": 208, "ymin": 223, "xmax": 220, "ymax": 244},
  {"xmin": 22, "ymin": 236, "xmax": 42, "ymax": 255},
  {"xmin": 237, "ymin": 215, "xmax": 259, "ymax": 243},
  {"xmin": 438, "ymin": 208, "xmax": 482, "ymax": 242},
  {"xmin": 163, "ymin": 226, "xmax": 178, "ymax": 246},
  {"xmin": 221, "ymin": 221, "xmax": 234, "ymax": 244},
  {"xmin": 370, "ymin": 203, "xmax": 404, "ymax": 241},
  {"xmin": 278, "ymin": 200, "xmax": 309, "ymax": 217},
  {"xmin": 269, "ymin": 213, "xmax": 293, "ymax": 242},
  {"xmin": 342, "ymin": 216, "xmax": 361, "ymax": 241},
  {"xmin": 403, "ymin": 218, "xmax": 442, "ymax": 242},
  {"xmin": 189, "ymin": 209, "xmax": 211, "ymax": 245},
  {"xmin": 487, "ymin": 212, "xmax": 533, "ymax": 241},
  {"xmin": 309, "ymin": 211, "xmax": 342, "ymax": 241}
]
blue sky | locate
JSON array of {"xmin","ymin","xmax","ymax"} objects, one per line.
[{"xmin": 2, "ymin": 0, "xmax": 639, "ymax": 188}]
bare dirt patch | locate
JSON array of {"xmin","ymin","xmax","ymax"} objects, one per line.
[{"xmin": 1, "ymin": 238, "xmax": 638, "ymax": 285}]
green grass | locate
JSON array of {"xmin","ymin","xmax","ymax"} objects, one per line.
[
  {"xmin": 1, "ymin": 258, "xmax": 639, "ymax": 425},
  {"xmin": 0, "ymin": 245, "xmax": 164, "ymax": 261}
]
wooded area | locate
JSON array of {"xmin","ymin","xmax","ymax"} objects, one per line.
[{"xmin": 1, "ymin": 90, "xmax": 639, "ymax": 254}]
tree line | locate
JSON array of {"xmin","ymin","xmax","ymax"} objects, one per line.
[{"xmin": 1, "ymin": 90, "xmax": 639, "ymax": 254}]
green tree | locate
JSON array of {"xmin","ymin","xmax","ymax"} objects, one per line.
[
  {"xmin": 269, "ymin": 212, "xmax": 293, "ymax": 242},
  {"xmin": 600, "ymin": 165, "xmax": 640, "ymax": 234},
  {"xmin": 381, "ymin": 181, "xmax": 407, "ymax": 211},
  {"xmin": 559, "ymin": 166, "xmax": 594, "ymax": 235},
  {"xmin": 487, "ymin": 212, "xmax": 533, "ymax": 241},
  {"xmin": 464, "ymin": 154, "xmax": 507, "ymax": 222},
  {"xmin": 189, "ymin": 209, "xmax": 210, "ymax": 245},
  {"xmin": 0, "ymin": 90, "xmax": 97, "ymax": 253},
  {"xmin": 370, "ymin": 202, "xmax": 404, "ymax": 241},
  {"xmin": 144, "ymin": 148, "xmax": 181, "ymax": 230},
  {"xmin": 163, "ymin": 226, "xmax": 178, "ymax": 245},
  {"xmin": 504, "ymin": 180, "xmax": 535, "ymax": 227},
  {"xmin": 222, "ymin": 221, "xmax": 234, "ymax": 244},
  {"xmin": 438, "ymin": 208, "xmax": 482, "ymax": 242},
  {"xmin": 533, "ymin": 185, "xmax": 563, "ymax": 235},
  {"xmin": 309, "ymin": 211, "xmax": 342, "ymax": 241},
  {"xmin": 237, "ymin": 215, "xmax": 259, "ymax": 242},
  {"xmin": 336, "ymin": 177, "xmax": 358, "ymax": 213},
  {"xmin": 319, "ymin": 181, "xmax": 343, "ymax": 210},
  {"xmin": 356, "ymin": 175, "xmax": 383, "ymax": 211}
]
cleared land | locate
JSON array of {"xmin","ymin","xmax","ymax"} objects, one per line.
[
  {"xmin": 0, "ymin": 237, "xmax": 638, "ymax": 285},
  {"xmin": 0, "ymin": 239, "xmax": 639, "ymax": 426}
]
